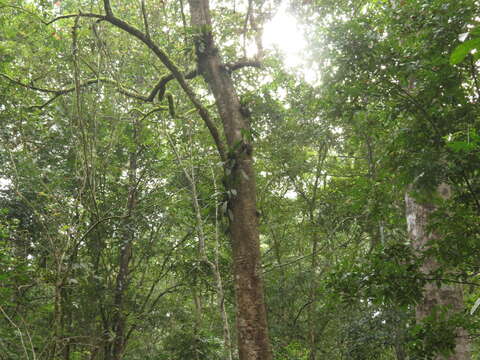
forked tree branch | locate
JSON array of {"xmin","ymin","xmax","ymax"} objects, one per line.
[
  {"xmin": 104, "ymin": 0, "xmax": 114, "ymax": 17},
  {"xmin": 1, "ymin": 73, "xmax": 148, "ymax": 101},
  {"xmin": 100, "ymin": 2, "xmax": 227, "ymax": 161},
  {"xmin": 151, "ymin": 59, "xmax": 261, "ymax": 102},
  {"xmin": 2, "ymin": 57, "xmax": 259, "ymax": 111},
  {"xmin": 46, "ymin": 1, "xmax": 227, "ymax": 161},
  {"xmin": 140, "ymin": 0, "xmax": 151, "ymax": 39},
  {"xmin": 46, "ymin": 12, "xmax": 105, "ymax": 25},
  {"xmin": 22, "ymin": 2, "xmax": 262, "ymax": 161}
]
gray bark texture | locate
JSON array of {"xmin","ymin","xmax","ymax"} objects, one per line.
[{"xmin": 405, "ymin": 184, "xmax": 470, "ymax": 360}]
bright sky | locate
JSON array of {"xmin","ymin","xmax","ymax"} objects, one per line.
[
  {"xmin": 263, "ymin": 2, "xmax": 307, "ymax": 68},
  {"xmin": 262, "ymin": 2, "xmax": 318, "ymax": 84}
]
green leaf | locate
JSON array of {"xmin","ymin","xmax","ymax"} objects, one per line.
[
  {"xmin": 450, "ymin": 38, "xmax": 480, "ymax": 65},
  {"xmin": 446, "ymin": 141, "xmax": 477, "ymax": 153},
  {"xmin": 471, "ymin": 26, "xmax": 480, "ymax": 37}
]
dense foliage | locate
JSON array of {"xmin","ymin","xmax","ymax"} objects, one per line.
[{"xmin": 1, "ymin": 0, "xmax": 479, "ymax": 359}]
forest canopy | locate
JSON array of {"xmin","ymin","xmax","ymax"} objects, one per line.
[{"xmin": 0, "ymin": 0, "xmax": 479, "ymax": 359}]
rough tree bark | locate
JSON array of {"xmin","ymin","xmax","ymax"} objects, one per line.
[
  {"xmin": 45, "ymin": 1, "xmax": 272, "ymax": 358},
  {"xmin": 187, "ymin": 1, "xmax": 273, "ymax": 359},
  {"xmin": 406, "ymin": 183, "xmax": 470, "ymax": 360}
]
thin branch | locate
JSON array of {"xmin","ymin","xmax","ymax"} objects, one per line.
[
  {"xmin": 135, "ymin": 232, "xmax": 192, "ymax": 314},
  {"xmin": 99, "ymin": 0, "xmax": 227, "ymax": 162},
  {"xmin": 387, "ymin": 80, "xmax": 443, "ymax": 139},
  {"xmin": 151, "ymin": 59, "xmax": 261, "ymax": 102},
  {"xmin": 179, "ymin": 0, "xmax": 189, "ymax": 46},
  {"xmin": 140, "ymin": 0, "xmax": 151, "ymax": 40},
  {"xmin": 293, "ymin": 300, "xmax": 314, "ymax": 327},
  {"xmin": 1, "ymin": 73, "xmax": 59, "ymax": 94},
  {"xmin": 4, "ymin": 61, "xmax": 258, "ymax": 110},
  {"xmin": 50, "ymin": 1, "xmax": 222, "ymax": 158},
  {"xmin": 46, "ymin": 12, "xmax": 105, "ymax": 25},
  {"xmin": 1, "ymin": 74, "xmax": 148, "ymax": 102},
  {"xmin": 60, "ymin": 215, "xmax": 130, "ymax": 290},
  {"xmin": 79, "ymin": 215, "xmax": 128, "ymax": 244},
  {"xmin": 29, "ymin": 93, "xmax": 62, "ymax": 110},
  {"xmin": 0, "ymin": 4, "xmax": 47, "ymax": 24},
  {"xmin": 242, "ymin": 0, "xmax": 254, "ymax": 57},
  {"xmin": 130, "ymin": 106, "xmax": 168, "ymax": 122},
  {"xmin": 262, "ymin": 245, "xmax": 327, "ymax": 275},
  {"xmin": 0, "ymin": 306, "xmax": 32, "ymax": 360},
  {"xmin": 41, "ymin": 2, "xmax": 261, "ymax": 160},
  {"xmin": 469, "ymin": 56, "xmax": 480, "ymax": 101},
  {"xmin": 460, "ymin": 171, "xmax": 480, "ymax": 214},
  {"xmin": 125, "ymin": 283, "xmax": 184, "ymax": 343}
]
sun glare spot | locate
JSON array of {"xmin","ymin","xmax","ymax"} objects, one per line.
[
  {"xmin": 263, "ymin": 2, "xmax": 318, "ymax": 84},
  {"xmin": 263, "ymin": 3, "xmax": 306, "ymax": 68}
]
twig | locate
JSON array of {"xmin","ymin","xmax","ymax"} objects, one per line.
[
  {"xmin": 179, "ymin": 0, "xmax": 189, "ymax": 46},
  {"xmin": 242, "ymin": 0, "xmax": 254, "ymax": 57},
  {"xmin": 0, "ymin": 306, "xmax": 31, "ymax": 360},
  {"xmin": 293, "ymin": 300, "xmax": 314, "ymax": 326},
  {"xmin": 125, "ymin": 283, "xmax": 184, "ymax": 343},
  {"xmin": 0, "ymin": 4, "xmax": 47, "ymax": 24},
  {"xmin": 39, "ymin": 2, "xmax": 262, "ymax": 159},
  {"xmin": 152, "ymin": 59, "xmax": 261, "ymax": 102},
  {"xmin": 100, "ymin": 0, "xmax": 227, "ymax": 161},
  {"xmin": 46, "ymin": 12, "xmax": 105, "ymax": 25},
  {"xmin": 140, "ymin": 0, "xmax": 151, "ymax": 39},
  {"xmin": 1, "ymin": 74, "xmax": 144, "ymax": 99}
]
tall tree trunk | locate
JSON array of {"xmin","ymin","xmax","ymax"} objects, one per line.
[
  {"xmin": 111, "ymin": 120, "xmax": 139, "ymax": 360},
  {"xmin": 308, "ymin": 236, "xmax": 318, "ymax": 360},
  {"xmin": 405, "ymin": 184, "xmax": 470, "ymax": 360},
  {"xmin": 111, "ymin": 238, "xmax": 132, "ymax": 360},
  {"xmin": 52, "ymin": 276, "xmax": 63, "ymax": 360},
  {"xmin": 187, "ymin": 1, "xmax": 272, "ymax": 359}
]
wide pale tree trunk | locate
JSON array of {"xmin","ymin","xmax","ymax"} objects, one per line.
[
  {"xmin": 405, "ymin": 184, "xmax": 470, "ymax": 360},
  {"xmin": 187, "ymin": 1, "xmax": 273, "ymax": 359}
]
